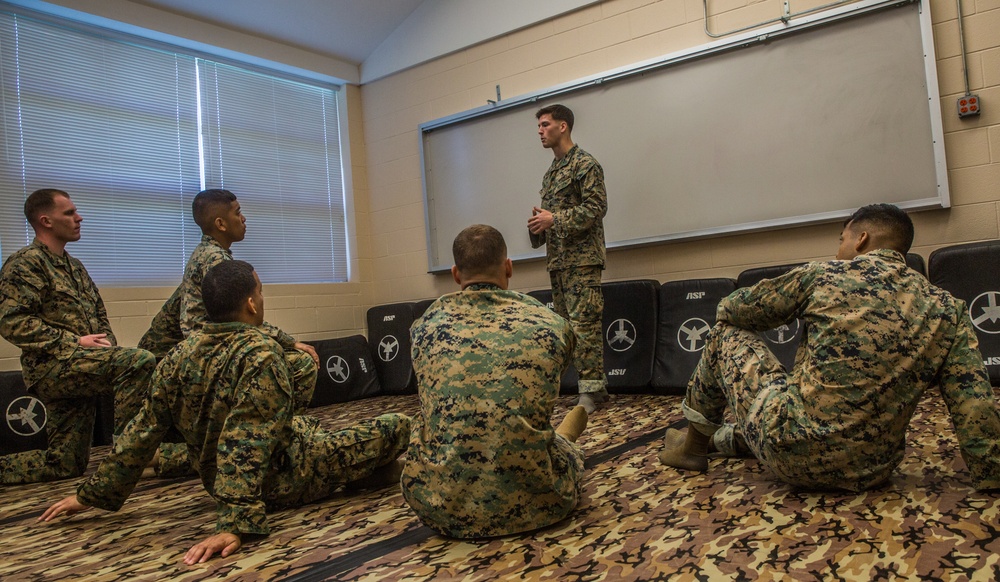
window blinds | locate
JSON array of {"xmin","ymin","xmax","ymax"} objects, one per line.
[{"xmin": 0, "ymin": 11, "xmax": 347, "ymax": 286}]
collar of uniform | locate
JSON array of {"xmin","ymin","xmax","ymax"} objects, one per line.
[
  {"xmin": 201, "ymin": 320, "xmax": 259, "ymax": 335},
  {"xmin": 201, "ymin": 234, "xmax": 234, "ymax": 258},
  {"xmin": 30, "ymin": 238, "xmax": 71, "ymax": 263},
  {"xmin": 552, "ymin": 144, "xmax": 580, "ymax": 168},
  {"xmin": 867, "ymin": 248, "xmax": 905, "ymax": 264},
  {"xmin": 463, "ymin": 282, "xmax": 502, "ymax": 292}
]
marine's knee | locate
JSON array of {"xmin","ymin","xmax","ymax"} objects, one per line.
[
  {"xmin": 133, "ymin": 348, "xmax": 157, "ymax": 371},
  {"xmin": 44, "ymin": 449, "xmax": 90, "ymax": 482},
  {"xmin": 380, "ymin": 413, "xmax": 413, "ymax": 451}
]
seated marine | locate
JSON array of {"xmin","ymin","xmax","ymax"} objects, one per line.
[
  {"xmin": 41, "ymin": 260, "xmax": 411, "ymax": 564},
  {"xmin": 402, "ymin": 224, "xmax": 588, "ymax": 538}
]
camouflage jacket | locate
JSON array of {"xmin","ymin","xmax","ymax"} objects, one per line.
[
  {"xmin": 403, "ymin": 283, "xmax": 581, "ymax": 538},
  {"xmin": 720, "ymin": 248, "xmax": 1000, "ymax": 490},
  {"xmin": 139, "ymin": 235, "xmax": 295, "ymax": 357},
  {"xmin": 77, "ymin": 322, "xmax": 301, "ymax": 536},
  {"xmin": 0, "ymin": 239, "xmax": 115, "ymax": 387},
  {"xmin": 531, "ymin": 144, "xmax": 607, "ymax": 271}
]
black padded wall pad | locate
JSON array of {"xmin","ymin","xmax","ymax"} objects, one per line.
[
  {"xmin": 906, "ymin": 253, "xmax": 927, "ymax": 278},
  {"xmin": 601, "ymin": 279, "xmax": 659, "ymax": 392},
  {"xmin": 0, "ymin": 370, "xmax": 48, "ymax": 455},
  {"xmin": 366, "ymin": 303, "xmax": 417, "ymax": 395},
  {"xmin": 735, "ymin": 263, "xmax": 806, "ymax": 288},
  {"xmin": 413, "ymin": 299, "xmax": 437, "ymax": 319},
  {"xmin": 305, "ymin": 335, "xmax": 382, "ymax": 407},
  {"xmin": 653, "ymin": 278, "xmax": 737, "ymax": 395},
  {"xmin": 929, "ymin": 240, "xmax": 1000, "ymax": 385},
  {"xmin": 529, "ymin": 280, "xmax": 659, "ymax": 393},
  {"xmin": 736, "ymin": 263, "xmax": 806, "ymax": 371}
]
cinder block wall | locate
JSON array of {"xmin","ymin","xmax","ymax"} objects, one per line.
[{"xmin": 359, "ymin": 0, "xmax": 999, "ymax": 303}]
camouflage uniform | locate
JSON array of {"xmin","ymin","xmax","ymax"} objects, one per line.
[
  {"xmin": 682, "ymin": 249, "xmax": 1000, "ymax": 491},
  {"xmin": 75, "ymin": 321, "xmax": 411, "ymax": 536},
  {"xmin": 139, "ymin": 235, "xmax": 317, "ymax": 476},
  {"xmin": 0, "ymin": 239, "xmax": 155, "ymax": 484},
  {"xmin": 531, "ymin": 144, "xmax": 607, "ymax": 394},
  {"xmin": 403, "ymin": 283, "xmax": 584, "ymax": 538}
]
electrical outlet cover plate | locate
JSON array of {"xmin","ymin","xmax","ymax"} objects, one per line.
[{"xmin": 958, "ymin": 94, "xmax": 981, "ymax": 118}]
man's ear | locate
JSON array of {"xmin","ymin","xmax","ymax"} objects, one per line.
[
  {"xmin": 451, "ymin": 265, "xmax": 461, "ymax": 286},
  {"xmin": 504, "ymin": 258, "xmax": 513, "ymax": 279},
  {"xmin": 855, "ymin": 230, "xmax": 870, "ymax": 254},
  {"xmin": 246, "ymin": 295, "xmax": 259, "ymax": 316},
  {"xmin": 214, "ymin": 216, "xmax": 227, "ymax": 233}
]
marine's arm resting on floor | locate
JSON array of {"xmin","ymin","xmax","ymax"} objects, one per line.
[
  {"xmin": 937, "ymin": 311, "xmax": 1000, "ymax": 490},
  {"xmin": 75, "ymin": 384, "xmax": 174, "ymax": 510}
]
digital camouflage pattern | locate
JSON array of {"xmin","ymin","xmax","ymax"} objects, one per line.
[
  {"xmin": 531, "ymin": 144, "xmax": 608, "ymax": 394},
  {"xmin": 2, "ymin": 240, "xmax": 116, "ymax": 385},
  {"xmin": 140, "ymin": 235, "xmax": 297, "ymax": 356},
  {"xmin": 6, "ymin": 393, "xmax": 1000, "ymax": 580},
  {"xmin": 531, "ymin": 144, "xmax": 607, "ymax": 271},
  {"xmin": 75, "ymin": 321, "xmax": 411, "ymax": 536},
  {"xmin": 403, "ymin": 283, "xmax": 585, "ymax": 538},
  {"xmin": 0, "ymin": 239, "xmax": 155, "ymax": 484},
  {"xmin": 682, "ymin": 248, "xmax": 1000, "ymax": 491},
  {"xmin": 550, "ymin": 265, "xmax": 605, "ymax": 392},
  {"xmin": 138, "ymin": 234, "xmax": 315, "ymax": 477}
]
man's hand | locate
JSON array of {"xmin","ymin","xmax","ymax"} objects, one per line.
[
  {"xmin": 79, "ymin": 334, "xmax": 112, "ymax": 348},
  {"xmin": 39, "ymin": 495, "xmax": 91, "ymax": 522},
  {"xmin": 528, "ymin": 206, "xmax": 554, "ymax": 235},
  {"xmin": 293, "ymin": 342, "xmax": 319, "ymax": 365},
  {"xmin": 184, "ymin": 532, "xmax": 241, "ymax": 565}
]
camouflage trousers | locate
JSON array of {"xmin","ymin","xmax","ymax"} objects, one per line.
[
  {"xmin": 550, "ymin": 266, "xmax": 606, "ymax": 394},
  {"xmin": 402, "ymin": 433, "xmax": 585, "ymax": 539},
  {"xmin": 265, "ymin": 413, "xmax": 412, "ymax": 508},
  {"xmin": 681, "ymin": 322, "xmax": 786, "ymax": 459},
  {"xmin": 0, "ymin": 346, "xmax": 155, "ymax": 484},
  {"xmin": 156, "ymin": 350, "xmax": 319, "ymax": 478}
]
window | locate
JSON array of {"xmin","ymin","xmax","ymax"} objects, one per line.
[{"xmin": 0, "ymin": 10, "xmax": 348, "ymax": 286}]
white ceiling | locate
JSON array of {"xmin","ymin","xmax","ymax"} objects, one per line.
[
  {"xmin": 130, "ymin": 0, "xmax": 426, "ymax": 66},
  {"xmin": 126, "ymin": 0, "xmax": 600, "ymax": 83},
  {"xmin": 11, "ymin": 0, "xmax": 599, "ymax": 84}
]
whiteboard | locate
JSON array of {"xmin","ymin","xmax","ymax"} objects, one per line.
[{"xmin": 419, "ymin": 0, "xmax": 946, "ymax": 272}]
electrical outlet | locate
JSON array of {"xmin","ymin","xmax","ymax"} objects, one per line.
[{"xmin": 957, "ymin": 94, "xmax": 981, "ymax": 118}]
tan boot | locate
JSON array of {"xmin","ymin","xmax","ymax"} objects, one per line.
[
  {"xmin": 658, "ymin": 427, "xmax": 710, "ymax": 472},
  {"xmin": 555, "ymin": 405, "xmax": 588, "ymax": 442}
]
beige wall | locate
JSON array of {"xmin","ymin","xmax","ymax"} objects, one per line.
[
  {"xmin": 2, "ymin": 0, "xmax": 998, "ymax": 371},
  {"xmin": 360, "ymin": 0, "xmax": 1000, "ymax": 299}
]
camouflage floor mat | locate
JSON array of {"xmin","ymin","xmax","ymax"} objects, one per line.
[{"xmin": 1, "ymin": 392, "xmax": 998, "ymax": 581}]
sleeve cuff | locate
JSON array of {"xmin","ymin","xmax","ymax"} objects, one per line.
[{"xmin": 215, "ymin": 501, "xmax": 270, "ymax": 536}]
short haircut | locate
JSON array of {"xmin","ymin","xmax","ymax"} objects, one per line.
[
  {"xmin": 845, "ymin": 203, "xmax": 914, "ymax": 255},
  {"xmin": 535, "ymin": 104, "xmax": 574, "ymax": 132},
  {"xmin": 24, "ymin": 189, "xmax": 69, "ymax": 227},
  {"xmin": 452, "ymin": 224, "xmax": 507, "ymax": 277},
  {"xmin": 192, "ymin": 189, "xmax": 237, "ymax": 232},
  {"xmin": 202, "ymin": 260, "xmax": 257, "ymax": 323}
]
